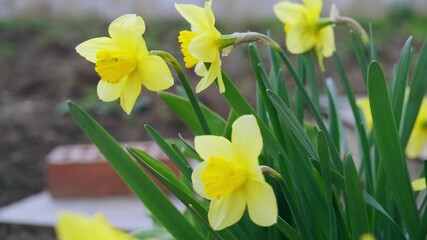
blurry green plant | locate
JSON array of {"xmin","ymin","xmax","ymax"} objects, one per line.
[{"xmin": 61, "ymin": 0, "xmax": 427, "ymax": 239}]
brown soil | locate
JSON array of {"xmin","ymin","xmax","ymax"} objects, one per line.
[{"xmin": 0, "ymin": 17, "xmax": 421, "ymax": 239}]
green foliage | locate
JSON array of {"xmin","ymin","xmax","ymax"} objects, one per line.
[{"xmin": 68, "ymin": 11, "xmax": 427, "ymax": 240}]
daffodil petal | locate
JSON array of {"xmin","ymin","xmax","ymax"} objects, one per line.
[
  {"xmin": 412, "ymin": 178, "xmax": 426, "ymax": 191},
  {"xmin": 204, "ymin": 0, "xmax": 216, "ymax": 28},
  {"xmin": 75, "ymin": 37, "xmax": 119, "ymax": 63},
  {"xmin": 195, "ymin": 60, "xmax": 221, "ymax": 93},
  {"xmin": 286, "ymin": 24, "xmax": 316, "ymax": 54},
  {"xmin": 175, "ymin": 3, "xmax": 210, "ymax": 32},
  {"xmin": 216, "ymin": 63, "xmax": 225, "ymax": 93},
  {"xmin": 188, "ymin": 33, "xmax": 219, "ymax": 62},
  {"xmin": 133, "ymin": 37, "xmax": 149, "ymax": 59},
  {"xmin": 138, "ymin": 55, "xmax": 173, "ymax": 91},
  {"xmin": 356, "ymin": 97, "xmax": 373, "ymax": 131},
  {"xmin": 245, "ymin": 180, "xmax": 278, "ymax": 227},
  {"xmin": 231, "ymin": 115, "xmax": 263, "ymax": 167},
  {"xmin": 97, "ymin": 80, "xmax": 123, "ymax": 102},
  {"xmin": 318, "ymin": 25, "xmax": 335, "ymax": 57},
  {"xmin": 406, "ymin": 125, "xmax": 426, "ymax": 159},
  {"xmin": 56, "ymin": 213, "xmax": 130, "ymax": 240},
  {"xmin": 208, "ymin": 189, "xmax": 246, "ymax": 230},
  {"xmin": 120, "ymin": 72, "xmax": 141, "ymax": 115},
  {"xmin": 57, "ymin": 213, "xmax": 95, "ymax": 240},
  {"xmin": 195, "ymin": 75, "xmax": 211, "ymax": 93},
  {"xmin": 109, "ymin": 14, "xmax": 145, "ymax": 40},
  {"xmin": 195, "ymin": 61, "xmax": 208, "ymax": 76},
  {"xmin": 108, "ymin": 15, "xmax": 145, "ymax": 52},
  {"xmin": 194, "ymin": 135, "xmax": 233, "ymax": 161},
  {"xmin": 303, "ymin": 0, "xmax": 322, "ymax": 17},
  {"xmin": 273, "ymin": 2, "xmax": 309, "ymax": 25},
  {"xmin": 314, "ymin": 44, "xmax": 325, "ymax": 72},
  {"xmin": 191, "ymin": 161, "xmax": 209, "ymax": 199}
]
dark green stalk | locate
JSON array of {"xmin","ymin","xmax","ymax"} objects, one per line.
[
  {"xmin": 274, "ymin": 47, "xmax": 343, "ymax": 173},
  {"xmin": 150, "ymin": 50, "xmax": 211, "ymax": 134}
]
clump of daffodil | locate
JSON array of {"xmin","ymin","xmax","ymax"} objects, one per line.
[
  {"xmin": 176, "ymin": 0, "xmax": 236, "ymax": 93},
  {"xmin": 357, "ymin": 97, "xmax": 427, "ymax": 159},
  {"xmin": 273, "ymin": 0, "xmax": 335, "ymax": 71},
  {"xmin": 412, "ymin": 177, "xmax": 426, "ymax": 191},
  {"xmin": 76, "ymin": 14, "xmax": 174, "ymax": 114},
  {"xmin": 56, "ymin": 212, "xmax": 136, "ymax": 240},
  {"xmin": 192, "ymin": 114, "xmax": 278, "ymax": 230}
]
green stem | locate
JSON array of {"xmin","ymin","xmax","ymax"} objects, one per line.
[
  {"xmin": 271, "ymin": 45, "xmax": 343, "ymax": 173},
  {"xmin": 261, "ymin": 165, "xmax": 308, "ymax": 240},
  {"xmin": 150, "ymin": 50, "xmax": 211, "ymax": 135}
]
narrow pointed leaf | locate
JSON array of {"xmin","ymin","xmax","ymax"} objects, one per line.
[
  {"xmin": 344, "ymin": 154, "xmax": 369, "ymax": 239},
  {"xmin": 350, "ymin": 30, "xmax": 369, "ymax": 85},
  {"xmin": 145, "ymin": 125, "xmax": 192, "ymax": 180},
  {"xmin": 362, "ymin": 192, "xmax": 406, "ymax": 239},
  {"xmin": 391, "ymin": 36, "xmax": 413, "ymax": 128},
  {"xmin": 333, "ymin": 53, "xmax": 373, "ymax": 192},
  {"xmin": 326, "ymin": 78, "xmax": 342, "ymax": 151},
  {"xmin": 401, "ymin": 39, "xmax": 427, "ymax": 149},
  {"xmin": 276, "ymin": 217, "xmax": 302, "ymax": 240},
  {"xmin": 67, "ymin": 101, "xmax": 204, "ymax": 240},
  {"xmin": 158, "ymin": 91, "xmax": 225, "ymax": 136},
  {"xmin": 221, "ymin": 71, "xmax": 283, "ymax": 158},
  {"xmin": 367, "ymin": 61, "xmax": 418, "ymax": 238},
  {"xmin": 267, "ymin": 90, "xmax": 318, "ymax": 160}
]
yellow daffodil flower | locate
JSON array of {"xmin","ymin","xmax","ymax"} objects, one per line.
[
  {"xmin": 274, "ymin": 0, "xmax": 335, "ymax": 71},
  {"xmin": 56, "ymin": 212, "xmax": 136, "ymax": 240},
  {"xmin": 359, "ymin": 233, "xmax": 376, "ymax": 240},
  {"xmin": 76, "ymin": 14, "xmax": 174, "ymax": 114},
  {"xmin": 357, "ymin": 97, "xmax": 427, "ymax": 159},
  {"xmin": 175, "ymin": 0, "xmax": 225, "ymax": 93},
  {"xmin": 192, "ymin": 115, "xmax": 278, "ymax": 230},
  {"xmin": 356, "ymin": 97, "xmax": 373, "ymax": 130},
  {"xmin": 411, "ymin": 177, "xmax": 426, "ymax": 191}
]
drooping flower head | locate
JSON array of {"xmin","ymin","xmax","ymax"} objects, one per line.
[
  {"xmin": 175, "ymin": 0, "xmax": 225, "ymax": 93},
  {"xmin": 357, "ymin": 97, "xmax": 427, "ymax": 159},
  {"xmin": 274, "ymin": 0, "xmax": 335, "ymax": 71},
  {"xmin": 192, "ymin": 115, "xmax": 278, "ymax": 230},
  {"xmin": 56, "ymin": 212, "xmax": 136, "ymax": 240},
  {"xmin": 76, "ymin": 14, "xmax": 174, "ymax": 114}
]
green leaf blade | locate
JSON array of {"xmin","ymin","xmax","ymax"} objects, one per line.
[
  {"xmin": 67, "ymin": 101, "xmax": 204, "ymax": 240},
  {"xmin": 344, "ymin": 154, "xmax": 370, "ymax": 239},
  {"xmin": 158, "ymin": 91, "xmax": 225, "ymax": 136},
  {"xmin": 367, "ymin": 61, "xmax": 418, "ymax": 238},
  {"xmin": 391, "ymin": 36, "xmax": 413, "ymax": 128}
]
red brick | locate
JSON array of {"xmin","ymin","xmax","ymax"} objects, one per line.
[{"xmin": 46, "ymin": 142, "xmax": 179, "ymax": 198}]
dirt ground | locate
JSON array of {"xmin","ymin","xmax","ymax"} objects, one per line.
[{"xmin": 0, "ymin": 16, "xmax": 423, "ymax": 239}]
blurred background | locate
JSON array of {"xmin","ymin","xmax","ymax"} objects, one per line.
[{"xmin": 0, "ymin": 0, "xmax": 426, "ymax": 239}]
